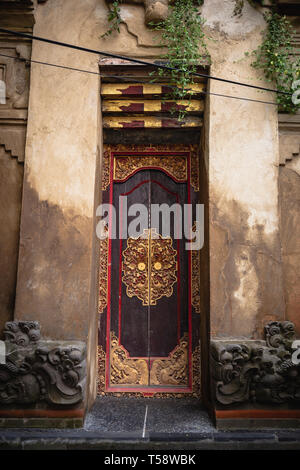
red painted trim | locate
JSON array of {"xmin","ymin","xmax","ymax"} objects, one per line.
[
  {"xmin": 187, "ymin": 152, "xmax": 193, "ymax": 390},
  {"xmin": 113, "ymin": 151, "xmax": 190, "ymax": 156},
  {"xmin": 0, "ymin": 409, "xmax": 84, "ymax": 418},
  {"xmin": 216, "ymin": 409, "xmax": 300, "ymax": 420},
  {"xmin": 105, "ymin": 148, "xmax": 194, "ymax": 394},
  {"xmin": 106, "ymin": 386, "xmax": 193, "ymax": 394},
  {"xmin": 115, "ymin": 167, "xmax": 186, "ymax": 185},
  {"xmin": 177, "ymin": 237, "xmax": 181, "ymax": 344},
  {"xmin": 105, "ymin": 149, "xmax": 114, "ymax": 390},
  {"xmin": 118, "ymin": 205, "xmax": 123, "ymax": 344}
]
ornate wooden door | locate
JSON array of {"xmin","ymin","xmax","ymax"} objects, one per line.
[{"xmin": 98, "ymin": 145, "xmax": 201, "ymax": 397}]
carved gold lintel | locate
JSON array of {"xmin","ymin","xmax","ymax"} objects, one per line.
[{"xmin": 114, "ymin": 154, "xmax": 187, "ymax": 183}]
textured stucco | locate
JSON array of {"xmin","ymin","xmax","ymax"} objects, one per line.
[
  {"xmin": 13, "ymin": 0, "xmax": 287, "ymax": 408},
  {"xmin": 202, "ymin": 0, "xmax": 285, "ymax": 338}
]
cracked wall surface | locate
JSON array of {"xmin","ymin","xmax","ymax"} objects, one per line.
[{"xmin": 12, "ymin": 0, "xmax": 287, "ymax": 409}]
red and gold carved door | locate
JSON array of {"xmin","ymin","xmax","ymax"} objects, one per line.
[{"xmin": 98, "ymin": 145, "xmax": 201, "ymax": 397}]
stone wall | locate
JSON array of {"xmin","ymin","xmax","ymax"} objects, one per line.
[
  {"xmin": 0, "ymin": 1, "xmax": 33, "ymax": 334},
  {"xmin": 279, "ymin": 113, "xmax": 300, "ymax": 336},
  {"xmin": 8, "ymin": 0, "xmax": 293, "ymax": 419}
]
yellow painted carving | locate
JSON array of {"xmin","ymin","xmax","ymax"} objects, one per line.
[
  {"xmin": 114, "ymin": 154, "xmax": 187, "ymax": 182},
  {"xmin": 102, "ymin": 99, "xmax": 204, "ymax": 113},
  {"xmin": 110, "ymin": 332, "xmax": 148, "ymax": 386},
  {"xmin": 101, "ymin": 82, "xmax": 205, "ymax": 97},
  {"xmin": 150, "ymin": 334, "xmax": 189, "ymax": 386},
  {"xmin": 103, "ymin": 115, "xmax": 203, "ymax": 128},
  {"xmin": 122, "ymin": 228, "xmax": 177, "ymax": 306}
]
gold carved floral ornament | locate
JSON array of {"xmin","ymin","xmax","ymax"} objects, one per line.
[
  {"xmin": 110, "ymin": 332, "xmax": 148, "ymax": 386},
  {"xmin": 150, "ymin": 334, "xmax": 189, "ymax": 386},
  {"xmin": 122, "ymin": 228, "xmax": 177, "ymax": 306},
  {"xmin": 114, "ymin": 154, "xmax": 187, "ymax": 182}
]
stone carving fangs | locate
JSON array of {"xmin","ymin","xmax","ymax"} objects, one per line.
[
  {"xmin": 211, "ymin": 321, "xmax": 300, "ymax": 406},
  {"xmin": 0, "ymin": 321, "xmax": 86, "ymax": 406}
]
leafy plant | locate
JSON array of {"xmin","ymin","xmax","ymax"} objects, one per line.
[
  {"xmin": 150, "ymin": 0, "xmax": 210, "ymax": 119},
  {"xmin": 250, "ymin": 12, "xmax": 300, "ymax": 113},
  {"xmin": 102, "ymin": 0, "xmax": 209, "ymax": 120},
  {"xmin": 233, "ymin": 0, "xmax": 265, "ymax": 17},
  {"xmin": 101, "ymin": 1, "xmax": 122, "ymax": 39}
]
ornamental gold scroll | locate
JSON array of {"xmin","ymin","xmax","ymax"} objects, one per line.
[{"xmin": 122, "ymin": 228, "xmax": 177, "ymax": 306}]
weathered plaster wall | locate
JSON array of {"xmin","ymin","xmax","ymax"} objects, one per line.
[
  {"xmin": 14, "ymin": 0, "xmax": 286, "ymax": 410},
  {"xmin": 201, "ymin": 0, "xmax": 285, "ymax": 338},
  {"xmin": 279, "ymin": 157, "xmax": 300, "ymax": 335}
]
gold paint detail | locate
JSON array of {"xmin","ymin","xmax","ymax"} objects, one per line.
[
  {"xmin": 114, "ymin": 154, "xmax": 187, "ymax": 183},
  {"xmin": 103, "ymin": 115, "xmax": 203, "ymax": 129},
  {"xmin": 102, "ymin": 99, "xmax": 204, "ymax": 113},
  {"xmin": 97, "ymin": 345, "xmax": 106, "ymax": 396},
  {"xmin": 122, "ymin": 229, "xmax": 150, "ymax": 306},
  {"xmin": 192, "ymin": 343, "xmax": 201, "ymax": 399},
  {"xmin": 190, "ymin": 146, "xmax": 200, "ymax": 192},
  {"xmin": 98, "ymin": 226, "xmax": 109, "ymax": 314},
  {"xmin": 122, "ymin": 228, "xmax": 177, "ymax": 306},
  {"xmin": 97, "ymin": 342, "xmax": 201, "ymax": 398},
  {"xmin": 150, "ymin": 334, "xmax": 189, "ymax": 386},
  {"xmin": 150, "ymin": 228, "xmax": 177, "ymax": 306},
  {"xmin": 191, "ymin": 223, "xmax": 201, "ymax": 314},
  {"xmin": 110, "ymin": 332, "xmax": 148, "ymax": 386},
  {"xmin": 101, "ymin": 83, "xmax": 206, "ymax": 98},
  {"xmin": 101, "ymin": 149, "xmax": 111, "ymax": 191}
]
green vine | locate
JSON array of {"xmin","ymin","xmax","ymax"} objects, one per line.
[
  {"xmin": 102, "ymin": 0, "xmax": 209, "ymax": 120},
  {"xmin": 150, "ymin": 0, "xmax": 209, "ymax": 119},
  {"xmin": 101, "ymin": 1, "xmax": 121, "ymax": 38},
  {"xmin": 233, "ymin": 0, "xmax": 265, "ymax": 17},
  {"xmin": 250, "ymin": 12, "xmax": 300, "ymax": 113}
]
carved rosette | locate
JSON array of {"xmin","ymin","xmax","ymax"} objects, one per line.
[
  {"xmin": 211, "ymin": 321, "xmax": 300, "ymax": 406},
  {"xmin": 122, "ymin": 229, "xmax": 150, "ymax": 306},
  {"xmin": 110, "ymin": 332, "xmax": 148, "ymax": 385},
  {"xmin": 122, "ymin": 228, "xmax": 177, "ymax": 306},
  {"xmin": 150, "ymin": 229, "xmax": 177, "ymax": 305},
  {"xmin": 150, "ymin": 334, "xmax": 189, "ymax": 386},
  {"xmin": 113, "ymin": 154, "xmax": 187, "ymax": 183}
]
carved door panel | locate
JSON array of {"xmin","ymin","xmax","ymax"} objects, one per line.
[{"xmin": 98, "ymin": 145, "xmax": 201, "ymax": 397}]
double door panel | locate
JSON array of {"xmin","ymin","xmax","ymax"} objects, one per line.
[{"xmin": 98, "ymin": 146, "xmax": 201, "ymax": 395}]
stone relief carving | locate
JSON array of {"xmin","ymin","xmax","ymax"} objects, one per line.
[
  {"xmin": 106, "ymin": 0, "xmax": 169, "ymax": 25},
  {"xmin": 0, "ymin": 321, "xmax": 86, "ymax": 406},
  {"xmin": 211, "ymin": 321, "xmax": 300, "ymax": 406},
  {"xmin": 0, "ymin": 30, "xmax": 32, "ymax": 161}
]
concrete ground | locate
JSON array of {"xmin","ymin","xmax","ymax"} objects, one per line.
[{"xmin": 1, "ymin": 397, "xmax": 300, "ymax": 450}]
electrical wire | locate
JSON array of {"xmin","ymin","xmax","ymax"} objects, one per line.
[
  {"xmin": 0, "ymin": 27, "xmax": 293, "ymax": 97},
  {"xmin": 0, "ymin": 52, "xmax": 278, "ymax": 107}
]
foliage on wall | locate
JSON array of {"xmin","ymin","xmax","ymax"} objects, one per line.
[
  {"xmin": 149, "ymin": 0, "xmax": 209, "ymax": 119},
  {"xmin": 102, "ymin": 0, "xmax": 209, "ymax": 119},
  {"xmin": 249, "ymin": 12, "xmax": 300, "ymax": 113},
  {"xmin": 233, "ymin": 0, "xmax": 265, "ymax": 17}
]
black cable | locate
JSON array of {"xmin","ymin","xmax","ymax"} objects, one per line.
[
  {"xmin": 106, "ymin": 73, "xmax": 278, "ymax": 107},
  {"xmin": 0, "ymin": 27, "xmax": 293, "ymax": 97},
  {"xmin": 0, "ymin": 52, "xmax": 278, "ymax": 107}
]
